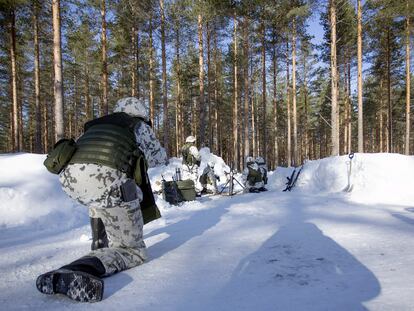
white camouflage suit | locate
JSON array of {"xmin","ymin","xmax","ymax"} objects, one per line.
[
  {"xmin": 60, "ymin": 101, "xmax": 167, "ymax": 277},
  {"xmin": 241, "ymin": 162, "xmax": 265, "ymax": 191},
  {"xmin": 181, "ymin": 145, "xmax": 202, "ymax": 191}
]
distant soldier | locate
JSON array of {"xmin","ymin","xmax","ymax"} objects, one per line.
[
  {"xmin": 255, "ymin": 156, "xmax": 268, "ymax": 186},
  {"xmin": 36, "ymin": 97, "xmax": 167, "ymax": 302},
  {"xmin": 242, "ymin": 156, "xmax": 266, "ymax": 193},
  {"xmin": 199, "ymin": 161, "xmax": 219, "ymax": 194},
  {"xmin": 181, "ymin": 135, "xmax": 201, "ymax": 190}
]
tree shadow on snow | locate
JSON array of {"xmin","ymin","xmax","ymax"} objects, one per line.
[
  {"xmin": 146, "ymin": 205, "xmax": 228, "ymax": 261},
  {"xmin": 214, "ymin": 221, "xmax": 380, "ymax": 311}
]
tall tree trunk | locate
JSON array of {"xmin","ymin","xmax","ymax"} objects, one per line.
[
  {"xmin": 243, "ymin": 17, "xmax": 250, "ymax": 164},
  {"xmin": 160, "ymin": 0, "xmax": 169, "ymax": 155},
  {"xmin": 213, "ymin": 25, "xmax": 219, "ymax": 154},
  {"xmin": 405, "ymin": 0, "xmax": 411, "ymax": 155},
  {"xmin": 149, "ymin": 14, "xmax": 155, "ymax": 127},
  {"xmin": 379, "ymin": 79, "xmax": 384, "ymax": 152},
  {"xmin": 33, "ymin": 0, "xmax": 42, "ymax": 153},
  {"xmin": 101, "ymin": 0, "xmax": 108, "ymax": 116},
  {"xmin": 52, "ymin": 0, "xmax": 64, "ymax": 142},
  {"xmin": 261, "ymin": 21, "xmax": 267, "ymax": 161},
  {"xmin": 131, "ymin": 26, "xmax": 137, "ymax": 97},
  {"xmin": 292, "ymin": 18, "xmax": 298, "ymax": 165},
  {"xmin": 357, "ymin": 0, "xmax": 363, "ymax": 153},
  {"xmin": 207, "ymin": 22, "xmax": 212, "ymax": 148},
  {"xmin": 330, "ymin": 0, "xmax": 339, "ymax": 156},
  {"xmin": 273, "ymin": 38, "xmax": 278, "ymax": 168},
  {"xmin": 386, "ymin": 28, "xmax": 392, "ymax": 152},
  {"xmin": 175, "ymin": 23, "xmax": 182, "ymax": 156},
  {"xmin": 233, "ymin": 13, "xmax": 239, "ymax": 169},
  {"xmin": 9, "ymin": 9, "xmax": 19, "ymax": 151},
  {"xmin": 198, "ymin": 14, "xmax": 206, "ymax": 146},
  {"xmin": 286, "ymin": 40, "xmax": 292, "ymax": 166}
]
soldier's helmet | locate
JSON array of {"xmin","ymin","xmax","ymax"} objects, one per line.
[
  {"xmin": 246, "ymin": 156, "xmax": 254, "ymax": 165},
  {"xmin": 255, "ymin": 156, "xmax": 265, "ymax": 165},
  {"xmin": 186, "ymin": 135, "xmax": 196, "ymax": 143},
  {"xmin": 114, "ymin": 97, "xmax": 149, "ymax": 121}
]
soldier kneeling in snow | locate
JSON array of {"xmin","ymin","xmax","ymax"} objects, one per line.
[
  {"xmin": 255, "ymin": 156, "xmax": 268, "ymax": 187},
  {"xmin": 181, "ymin": 135, "xmax": 202, "ymax": 191},
  {"xmin": 199, "ymin": 161, "xmax": 219, "ymax": 195},
  {"xmin": 242, "ymin": 156, "xmax": 267, "ymax": 193},
  {"xmin": 36, "ymin": 97, "xmax": 167, "ymax": 302}
]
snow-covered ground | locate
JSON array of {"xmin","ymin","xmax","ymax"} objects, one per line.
[{"xmin": 1, "ymin": 151, "xmax": 414, "ymax": 310}]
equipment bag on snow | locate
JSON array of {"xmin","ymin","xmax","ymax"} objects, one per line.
[
  {"xmin": 176, "ymin": 179, "xmax": 196, "ymax": 201},
  {"xmin": 43, "ymin": 138, "xmax": 77, "ymax": 174},
  {"xmin": 162, "ymin": 180, "xmax": 183, "ymax": 205}
]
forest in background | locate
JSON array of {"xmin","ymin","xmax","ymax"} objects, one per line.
[{"xmin": 0, "ymin": 0, "xmax": 412, "ymax": 170}]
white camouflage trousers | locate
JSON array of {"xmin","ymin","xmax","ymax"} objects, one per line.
[{"xmin": 59, "ymin": 163, "xmax": 147, "ymax": 277}]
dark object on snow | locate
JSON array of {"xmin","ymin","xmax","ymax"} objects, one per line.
[
  {"xmin": 219, "ymin": 166, "xmax": 245, "ymax": 196},
  {"xmin": 162, "ymin": 178, "xmax": 196, "ymax": 203},
  {"xmin": 283, "ymin": 165, "xmax": 303, "ymax": 192},
  {"xmin": 343, "ymin": 152, "xmax": 355, "ymax": 192},
  {"xmin": 90, "ymin": 218, "xmax": 108, "ymax": 251},
  {"xmin": 176, "ymin": 179, "xmax": 196, "ymax": 201},
  {"xmin": 36, "ymin": 268, "xmax": 104, "ymax": 303},
  {"xmin": 43, "ymin": 138, "xmax": 77, "ymax": 174}
]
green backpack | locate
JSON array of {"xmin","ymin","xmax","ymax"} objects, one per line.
[{"xmin": 43, "ymin": 138, "xmax": 77, "ymax": 174}]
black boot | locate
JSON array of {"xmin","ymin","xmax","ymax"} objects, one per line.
[
  {"xmin": 90, "ymin": 217, "xmax": 108, "ymax": 250},
  {"xmin": 36, "ymin": 256, "xmax": 106, "ymax": 302}
]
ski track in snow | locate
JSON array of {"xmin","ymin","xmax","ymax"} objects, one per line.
[{"xmin": 1, "ymin": 152, "xmax": 414, "ymax": 310}]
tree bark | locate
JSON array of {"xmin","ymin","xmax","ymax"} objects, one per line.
[
  {"xmin": 198, "ymin": 14, "xmax": 206, "ymax": 147},
  {"xmin": 243, "ymin": 17, "xmax": 250, "ymax": 164},
  {"xmin": 33, "ymin": 0, "xmax": 42, "ymax": 153},
  {"xmin": 261, "ymin": 21, "xmax": 267, "ymax": 161},
  {"xmin": 101, "ymin": 0, "xmax": 108, "ymax": 116},
  {"xmin": 357, "ymin": 0, "xmax": 363, "ymax": 153},
  {"xmin": 292, "ymin": 18, "xmax": 298, "ymax": 165},
  {"xmin": 405, "ymin": 0, "xmax": 411, "ymax": 155},
  {"xmin": 386, "ymin": 28, "xmax": 392, "ymax": 152},
  {"xmin": 233, "ymin": 12, "xmax": 239, "ymax": 169},
  {"xmin": 160, "ymin": 0, "xmax": 169, "ymax": 155},
  {"xmin": 273, "ymin": 38, "xmax": 278, "ymax": 168},
  {"xmin": 52, "ymin": 0, "xmax": 64, "ymax": 141},
  {"xmin": 149, "ymin": 14, "xmax": 155, "ymax": 127},
  {"xmin": 9, "ymin": 9, "xmax": 19, "ymax": 152},
  {"xmin": 330, "ymin": 0, "xmax": 339, "ymax": 156},
  {"xmin": 175, "ymin": 22, "xmax": 182, "ymax": 156},
  {"xmin": 286, "ymin": 40, "xmax": 292, "ymax": 166}
]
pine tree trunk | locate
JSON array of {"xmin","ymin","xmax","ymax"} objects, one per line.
[
  {"xmin": 286, "ymin": 40, "xmax": 292, "ymax": 167},
  {"xmin": 357, "ymin": 0, "xmax": 363, "ymax": 153},
  {"xmin": 405, "ymin": 0, "xmax": 411, "ymax": 155},
  {"xmin": 198, "ymin": 14, "xmax": 206, "ymax": 147},
  {"xmin": 273, "ymin": 39, "xmax": 278, "ymax": 168},
  {"xmin": 207, "ymin": 22, "xmax": 212, "ymax": 149},
  {"xmin": 243, "ymin": 17, "xmax": 250, "ymax": 164},
  {"xmin": 161, "ymin": 0, "xmax": 169, "ymax": 155},
  {"xmin": 101, "ymin": 0, "xmax": 108, "ymax": 116},
  {"xmin": 261, "ymin": 21, "xmax": 267, "ymax": 161},
  {"xmin": 233, "ymin": 13, "xmax": 239, "ymax": 169},
  {"xmin": 213, "ymin": 25, "xmax": 220, "ymax": 154},
  {"xmin": 386, "ymin": 28, "xmax": 392, "ymax": 152},
  {"xmin": 33, "ymin": 1, "xmax": 42, "ymax": 153},
  {"xmin": 52, "ymin": 0, "xmax": 64, "ymax": 142},
  {"xmin": 149, "ymin": 14, "xmax": 155, "ymax": 127},
  {"xmin": 9, "ymin": 9, "xmax": 19, "ymax": 152},
  {"xmin": 175, "ymin": 23, "xmax": 181, "ymax": 156},
  {"xmin": 292, "ymin": 18, "xmax": 298, "ymax": 165},
  {"xmin": 330, "ymin": 0, "xmax": 339, "ymax": 156},
  {"xmin": 131, "ymin": 26, "xmax": 137, "ymax": 97}
]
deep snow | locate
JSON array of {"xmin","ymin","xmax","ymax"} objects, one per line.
[{"xmin": 1, "ymin": 151, "xmax": 414, "ymax": 310}]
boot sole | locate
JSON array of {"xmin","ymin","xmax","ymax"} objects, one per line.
[{"xmin": 36, "ymin": 269, "xmax": 104, "ymax": 302}]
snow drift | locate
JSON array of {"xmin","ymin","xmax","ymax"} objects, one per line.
[{"xmin": 1, "ymin": 151, "xmax": 413, "ymax": 229}]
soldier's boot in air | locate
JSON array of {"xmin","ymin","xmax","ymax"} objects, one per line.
[
  {"xmin": 36, "ymin": 256, "xmax": 105, "ymax": 302},
  {"xmin": 90, "ymin": 217, "xmax": 108, "ymax": 250}
]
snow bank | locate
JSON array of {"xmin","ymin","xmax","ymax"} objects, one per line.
[
  {"xmin": 0, "ymin": 154, "xmax": 86, "ymax": 229},
  {"xmin": 296, "ymin": 153, "xmax": 414, "ymax": 206}
]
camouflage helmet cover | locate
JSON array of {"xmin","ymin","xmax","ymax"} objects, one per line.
[{"xmin": 114, "ymin": 97, "xmax": 149, "ymax": 120}]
